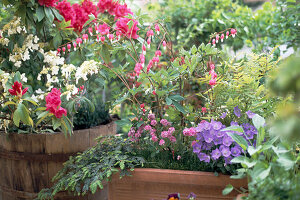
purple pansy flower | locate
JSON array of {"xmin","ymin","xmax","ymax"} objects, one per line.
[
  {"xmin": 246, "ymin": 110, "xmax": 256, "ymax": 119},
  {"xmin": 188, "ymin": 192, "xmax": 196, "ymax": 199},
  {"xmin": 234, "ymin": 106, "xmax": 241, "ymax": 118}
]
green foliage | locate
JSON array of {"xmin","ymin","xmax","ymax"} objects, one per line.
[
  {"xmin": 37, "ymin": 135, "xmax": 145, "ymax": 199},
  {"xmin": 73, "ymin": 97, "xmax": 111, "ymax": 130},
  {"xmin": 147, "ymin": 0, "xmax": 300, "ymax": 52},
  {"xmin": 224, "ymin": 114, "xmax": 300, "ymax": 199}
]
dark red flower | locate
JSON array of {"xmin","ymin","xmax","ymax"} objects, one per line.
[
  {"xmin": 8, "ymin": 81, "xmax": 28, "ymax": 97},
  {"xmin": 97, "ymin": 0, "xmax": 117, "ymax": 15},
  {"xmin": 45, "ymin": 88, "xmax": 67, "ymax": 119},
  {"xmin": 115, "ymin": 17, "xmax": 139, "ymax": 39}
]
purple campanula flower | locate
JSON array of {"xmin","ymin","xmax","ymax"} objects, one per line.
[
  {"xmin": 224, "ymin": 156, "xmax": 233, "ymax": 165},
  {"xmin": 211, "ymin": 120, "xmax": 223, "ymax": 130},
  {"xmin": 193, "ymin": 142, "xmax": 202, "ymax": 154},
  {"xmin": 245, "ymin": 130, "xmax": 254, "ymax": 139},
  {"xmin": 220, "ymin": 112, "xmax": 227, "ymax": 119},
  {"xmin": 202, "ymin": 120, "xmax": 211, "ymax": 130},
  {"xmin": 188, "ymin": 192, "xmax": 196, "ymax": 200},
  {"xmin": 197, "ymin": 152, "xmax": 207, "ymax": 161},
  {"xmin": 213, "ymin": 135, "xmax": 223, "ymax": 145},
  {"xmin": 196, "ymin": 133, "xmax": 204, "ymax": 141},
  {"xmin": 203, "ymin": 132, "xmax": 214, "ymax": 143},
  {"xmin": 246, "ymin": 110, "xmax": 256, "ymax": 119},
  {"xmin": 231, "ymin": 146, "xmax": 241, "ymax": 157},
  {"xmin": 215, "ymin": 130, "xmax": 225, "ymax": 138},
  {"xmin": 204, "ymin": 155, "xmax": 210, "ymax": 163},
  {"xmin": 221, "ymin": 146, "xmax": 231, "ymax": 157},
  {"xmin": 222, "ymin": 135, "xmax": 233, "ymax": 147},
  {"xmin": 211, "ymin": 148, "xmax": 221, "ymax": 160},
  {"xmin": 203, "ymin": 142, "xmax": 213, "ymax": 150},
  {"xmin": 234, "ymin": 106, "xmax": 241, "ymax": 118},
  {"xmin": 230, "ymin": 121, "xmax": 239, "ymax": 126}
]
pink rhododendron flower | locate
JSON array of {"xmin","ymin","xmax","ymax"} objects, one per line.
[
  {"xmin": 114, "ymin": 3, "xmax": 132, "ymax": 18},
  {"xmin": 98, "ymin": 23, "xmax": 110, "ymax": 35},
  {"xmin": 38, "ymin": 0, "xmax": 58, "ymax": 7},
  {"xmin": 71, "ymin": 4, "xmax": 89, "ymax": 32},
  {"xmin": 45, "ymin": 88, "xmax": 67, "ymax": 119},
  {"xmin": 8, "ymin": 81, "xmax": 28, "ymax": 97},
  {"xmin": 56, "ymin": 0, "xmax": 75, "ymax": 22},
  {"xmin": 115, "ymin": 18, "xmax": 139, "ymax": 39},
  {"xmin": 159, "ymin": 139, "xmax": 165, "ymax": 146},
  {"xmin": 97, "ymin": 0, "xmax": 117, "ymax": 15},
  {"xmin": 81, "ymin": 0, "xmax": 99, "ymax": 18}
]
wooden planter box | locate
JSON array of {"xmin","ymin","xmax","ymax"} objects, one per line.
[
  {"xmin": 107, "ymin": 168, "xmax": 247, "ymax": 200},
  {"xmin": 0, "ymin": 121, "xmax": 116, "ymax": 200}
]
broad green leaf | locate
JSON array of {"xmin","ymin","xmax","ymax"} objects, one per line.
[
  {"xmin": 36, "ymin": 6, "xmax": 45, "ymax": 22},
  {"xmin": 172, "ymin": 100, "xmax": 187, "ymax": 114},
  {"xmin": 53, "ymin": 32, "xmax": 62, "ymax": 49},
  {"xmin": 13, "ymin": 109, "xmax": 21, "ymax": 127},
  {"xmin": 252, "ymin": 114, "xmax": 265, "ymax": 130},
  {"xmin": 226, "ymin": 132, "xmax": 248, "ymax": 151},
  {"xmin": 251, "ymin": 163, "xmax": 271, "ymax": 181},
  {"xmin": 248, "ymin": 145, "xmax": 262, "ymax": 156},
  {"xmin": 23, "ymin": 97, "xmax": 38, "ymax": 106},
  {"xmin": 44, "ymin": 7, "xmax": 54, "ymax": 23},
  {"xmin": 277, "ymin": 152, "xmax": 296, "ymax": 170},
  {"xmin": 51, "ymin": 7, "xmax": 64, "ymax": 21},
  {"xmin": 169, "ymin": 94, "xmax": 185, "ymax": 101},
  {"xmin": 52, "ymin": 117, "xmax": 61, "ymax": 130},
  {"xmin": 83, "ymin": 14, "xmax": 95, "ymax": 27},
  {"xmin": 4, "ymin": 101, "xmax": 17, "ymax": 107},
  {"xmin": 221, "ymin": 126, "xmax": 245, "ymax": 134},
  {"xmin": 166, "ymin": 97, "xmax": 172, "ymax": 105},
  {"xmin": 101, "ymin": 45, "xmax": 110, "ymax": 64},
  {"xmin": 222, "ymin": 184, "xmax": 233, "ymax": 195}
]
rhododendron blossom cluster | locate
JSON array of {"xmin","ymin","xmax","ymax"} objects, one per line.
[
  {"xmin": 8, "ymin": 81, "xmax": 28, "ymax": 98},
  {"xmin": 38, "ymin": 0, "xmax": 58, "ymax": 7},
  {"xmin": 45, "ymin": 88, "xmax": 67, "ymax": 118},
  {"xmin": 55, "ymin": 0, "xmax": 134, "ymax": 33}
]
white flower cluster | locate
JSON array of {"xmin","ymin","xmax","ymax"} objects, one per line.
[
  {"xmin": 0, "ymin": 17, "xmax": 26, "ymax": 47},
  {"xmin": 75, "ymin": 60, "xmax": 100, "ymax": 84},
  {"xmin": 8, "ymin": 34, "xmax": 41, "ymax": 68},
  {"xmin": 0, "ymin": 70, "xmax": 10, "ymax": 92}
]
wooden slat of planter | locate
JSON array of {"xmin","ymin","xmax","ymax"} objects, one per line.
[{"xmin": 109, "ymin": 168, "xmax": 248, "ymax": 200}]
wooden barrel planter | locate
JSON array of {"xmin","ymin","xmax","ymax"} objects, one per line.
[
  {"xmin": 0, "ymin": 121, "xmax": 116, "ymax": 200},
  {"xmin": 108, "ymin": 168, "xmax": 247, "ymax": 200}
]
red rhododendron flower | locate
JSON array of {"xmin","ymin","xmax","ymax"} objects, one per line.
[
  {"xmin": 38, "ymin": 0, "xmax": 58, "ymax": 7},
  {"xmin": 97, "ymin": 0, "xmax": 117, "ymax": 15},
  {"xmin": 116, "ymin": 17, "xmax": 139, "ymax": 39},
  {"xmin": 56, "ymin": 0, "xmax": 75, "ymax": 22},
  {"xmin": 45, "ymin": 88, "xmax": 67, "ymax": 119},
  {"xmin": 114, "ymin": 3, "xmax": 132, "ymax": 18},
  {"xmin": 8, "ymin": 81, "xmax": 28, "ymax": 97}
]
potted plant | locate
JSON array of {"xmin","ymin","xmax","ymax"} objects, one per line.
[
  {"xmin": 35, "ymin": 11, "xmax": 278, "ymax": 198},
  {"xmin": 0, "ymin": 0, "xmax": 121, "ymax": 199}
]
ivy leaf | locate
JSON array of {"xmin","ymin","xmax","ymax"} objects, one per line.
[{"xmin": 222, "ymin": 184, "xmax": 233, "ymax": 195}]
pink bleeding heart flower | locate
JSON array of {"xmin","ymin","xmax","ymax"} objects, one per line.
[
  {"xmin": 67, "ymin": 44, "xmax": 71, "ymax": 52},
  {"xmin": 76, "ymin": 38, "xmax": 82, "ymax": 47},
  {"xmin": 220, "ymin": 34, "xmax": 224, "ymax": 42},
  {"xmin": 155, "ymin": 24, "xmax": 160, "ymax": 35},
  {"xmin": 230, "ymin": 29, "xmax": 237, "ymax": 38},
  {"xmin": 155, "ymin": 50, "xmax": 162, "ymax": 57}
]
